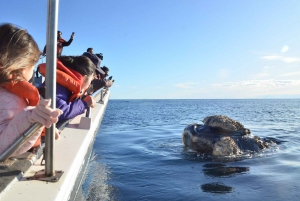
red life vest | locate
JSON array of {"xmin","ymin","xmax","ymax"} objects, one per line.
[
  {"xmin": 1, "ymin": 81, "xmax": 40, "ymax": 106},
  {"xmin": 1, "ymin": 80, "xmax": 41, "ymax": 149},
  {"xmin": 33, "ymin": 60, "xmax": 84, "ymax": 148},
  {"xmin": 38, "ymin": 60, "xmax": 84, "ymax": 102}
]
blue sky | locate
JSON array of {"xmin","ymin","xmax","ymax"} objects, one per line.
[{"xmin": 2, "ymin": 1, "xmax": 300, "ymax": 99}]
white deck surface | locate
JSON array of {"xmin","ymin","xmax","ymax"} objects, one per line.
[{"xmin": 1, "ymin": 90, "xmax": 110, "ymax": 201}]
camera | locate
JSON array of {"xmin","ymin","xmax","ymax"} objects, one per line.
[
  {"xmin": 108, "ymin": 76, "xmax": 113, "ymax": 80},
  {"xmin": 95, "ymin": 53, "xmax": 103, "ymax": 60}
]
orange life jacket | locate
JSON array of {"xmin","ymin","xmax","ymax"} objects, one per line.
[
  {"xmin": 1, "ymin": 80, "xmax": 40, "ymax": 106},
  {"xmin": 38, "ymin": 60, "xmax": 84, "ymax": 102},
  {"xmin": 1, "ymin": 80, "xmax": 41, "ymax": 148},
  {"xmin": 32, "ymin": 60, "xmax": 84, "ymax": 148}
]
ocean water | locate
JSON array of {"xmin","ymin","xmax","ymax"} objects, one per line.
[{"xmin": 82, "ymin": 99, "xmax": 300, "ymax": 201}]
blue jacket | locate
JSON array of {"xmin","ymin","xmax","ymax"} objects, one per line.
[
  {"xmin": 38, "ymin": 82, "xmax": 87, "ymax": 121},
  {"xmin": 56, "ymin": 83, "xmax": 88, "ymax": 120}
]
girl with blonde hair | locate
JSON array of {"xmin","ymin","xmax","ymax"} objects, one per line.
[{"xmin": 0, "ymin": 23, "xmax": 62, "ymax": 156}]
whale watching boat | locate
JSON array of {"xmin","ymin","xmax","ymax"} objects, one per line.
[{"xmin": 0, "ymin": 1, "xmax": 109, "ymax": 200}]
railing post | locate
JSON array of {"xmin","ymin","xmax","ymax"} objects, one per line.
[
  {"xmin": 99, "ymin": 89, "xmax": 104, "ymax": 104},
  {"xmin": 44, "ymin": 0, "xmax": 59, "ymax": 177}
]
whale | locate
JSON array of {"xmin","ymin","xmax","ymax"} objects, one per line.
[{"xmin": 182, "ymin": 115, "xmax": 269, "ymax": 156}]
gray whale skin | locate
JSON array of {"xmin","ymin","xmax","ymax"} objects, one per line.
[{"xmin": 182, "ymin": 115, "xmax": 268, "ymax": 156}]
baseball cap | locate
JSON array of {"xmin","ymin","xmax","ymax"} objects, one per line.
[{"xmin": 83, "ymin": 52, "xmax": 105, "ymax": 74}]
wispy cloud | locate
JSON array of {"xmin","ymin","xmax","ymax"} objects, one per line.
[
  {"xmin": 169, "ymin": 79, "xmax": 300, "ymax": 99},
  {"xmin": 212, "ymin": 79, "xmax": 300, "ymax": 87},
  {"xmin": 260, "ymin": 55, "xmax": 300, "ymax": 63},
  {"xmin": 175, "ymin": 82, "xmax": 202, "ymax": 89},
  {"xmin": 251, "ymin": 66, "xmax": 273, "ymax": 78},
  {"xmin": 202, "ymin": 79, "xmax": 300, "ymax": 98},
  {"xmin": 282, "ymin": 71, "xmax": 300, "ymax": 77}
]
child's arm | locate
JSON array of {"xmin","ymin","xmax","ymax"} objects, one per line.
[
  {"xmin": 56, "ymin": 84, "xmax": 95, "ymax": 120},
  {"xmin": 0, "ymin": 98, "xmax": 61, "ymax": 156},
  {"xmin": 56, "ymin": 98, "xmax": 89, "ymax": 120}
]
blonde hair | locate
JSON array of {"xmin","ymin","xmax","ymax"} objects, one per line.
[{"xmin": 0, "ymin": 23, "xmax": 41, "ymax": 85}]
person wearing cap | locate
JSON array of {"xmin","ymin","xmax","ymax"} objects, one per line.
[
  {"xmin": 82, "ymin": 48, "xmax": 104, "ymax": 74},
  {"xmin": 83, "ymin": 49, "xmax": 114, "ymax": 94},
  {"xmin": 90, "ymin": 66, "xmax": 114, "ymax": 93},
  {"xmin": 42, "ymin": 30, "xmax": 75, "ymax": 56}
]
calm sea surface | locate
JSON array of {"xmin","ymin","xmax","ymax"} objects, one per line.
[{"xmin": 81, "ymin": 99, "xmax": 300, "ymax": 201}]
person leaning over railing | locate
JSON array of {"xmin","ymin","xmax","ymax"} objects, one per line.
[
  {"xmin": 86, "ymin": 65, "xmax": 114, "ymax": 94},
  {"xmin": 37, "ymin": 56, "xmax": 96, "ymax": 124},
  {"xmin": 0, "ymin": 23, "xmax": 62, "ymax": 157},
  {"xmin": 82, "ymin": 47, "xmax": 105, "ymax": 76},
  {"xmin": 82, "ymin": 49, "xmax": 109, "ymax": 94}
]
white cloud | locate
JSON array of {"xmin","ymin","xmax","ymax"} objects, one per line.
[
  {"xmin": 281, "ymin": 57, "xmax": 300, "ymax": 63},
  {"xmin": 203, "ymin": 79, "xmax": 300, "ymax": 98},
  {"xmin": 260, "ymin": 55, "xmax": 300, "ymax": 63},
  {"xmin": 281, "ymin": 45, "xmax": 289, "ymax": 53},
  {"xmin": 212, "ymin": 79, "xmax": 300, "ymax": 88},
  {"xmin": 252, "ymin": 66, "xmax": 274, "ymax": 78},
  {"xmin": 260, "ymin": 55, "xmax": 282, "ymax": 60},
  {"xmin": 282, "ymin": 71, "xmax": 300, "ymax": 77},
  {"xmin": 168, "ymin": 79, "xmax": 300, "ymax": 99}
]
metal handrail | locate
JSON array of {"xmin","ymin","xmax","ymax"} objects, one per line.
[
  {"xmin": 0, "ymin": 123, "xmax": 43, "ymax": 162},
  {"xmin": 86, "ymin": 88, "xmax": 107, "ymax": 118}
]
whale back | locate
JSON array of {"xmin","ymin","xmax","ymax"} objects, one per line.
[{"xmin": 203, "ymin": 115, "xmax": 250, "ymax": 135}]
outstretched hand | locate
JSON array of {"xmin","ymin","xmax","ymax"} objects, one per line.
[
  {"xmin": 28, "ymin": 99, "xmax": 63, "ymax": 128},
  {"xmin": 83, "ymin": 95, "xmax": 96, "ymax": 108}
]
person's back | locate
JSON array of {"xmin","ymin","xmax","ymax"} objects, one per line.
[{"xmin": 0, "ymin": 23, "xmax": 62, "ymax": 156}]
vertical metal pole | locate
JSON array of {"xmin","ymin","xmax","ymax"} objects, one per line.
[
  {"xmin": 100, "ymin": 90, "xmax": 103, "ymax": 101},
  {"xmin": 45, "ymin": 0, "xmax": 59, "ymax": 176}
]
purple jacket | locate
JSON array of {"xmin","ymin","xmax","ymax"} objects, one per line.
[{"xmin": 56, "ymin": 83, "xmax": 88, "ymax": 121}]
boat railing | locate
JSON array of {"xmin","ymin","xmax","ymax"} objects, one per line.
[
  {"xmin": 0, "ymin": 87, "xmax": 108, "ymax": 163},
  {"xmin": 86, "ymin": 87, "xmax": 107, "ymax": 118}
]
